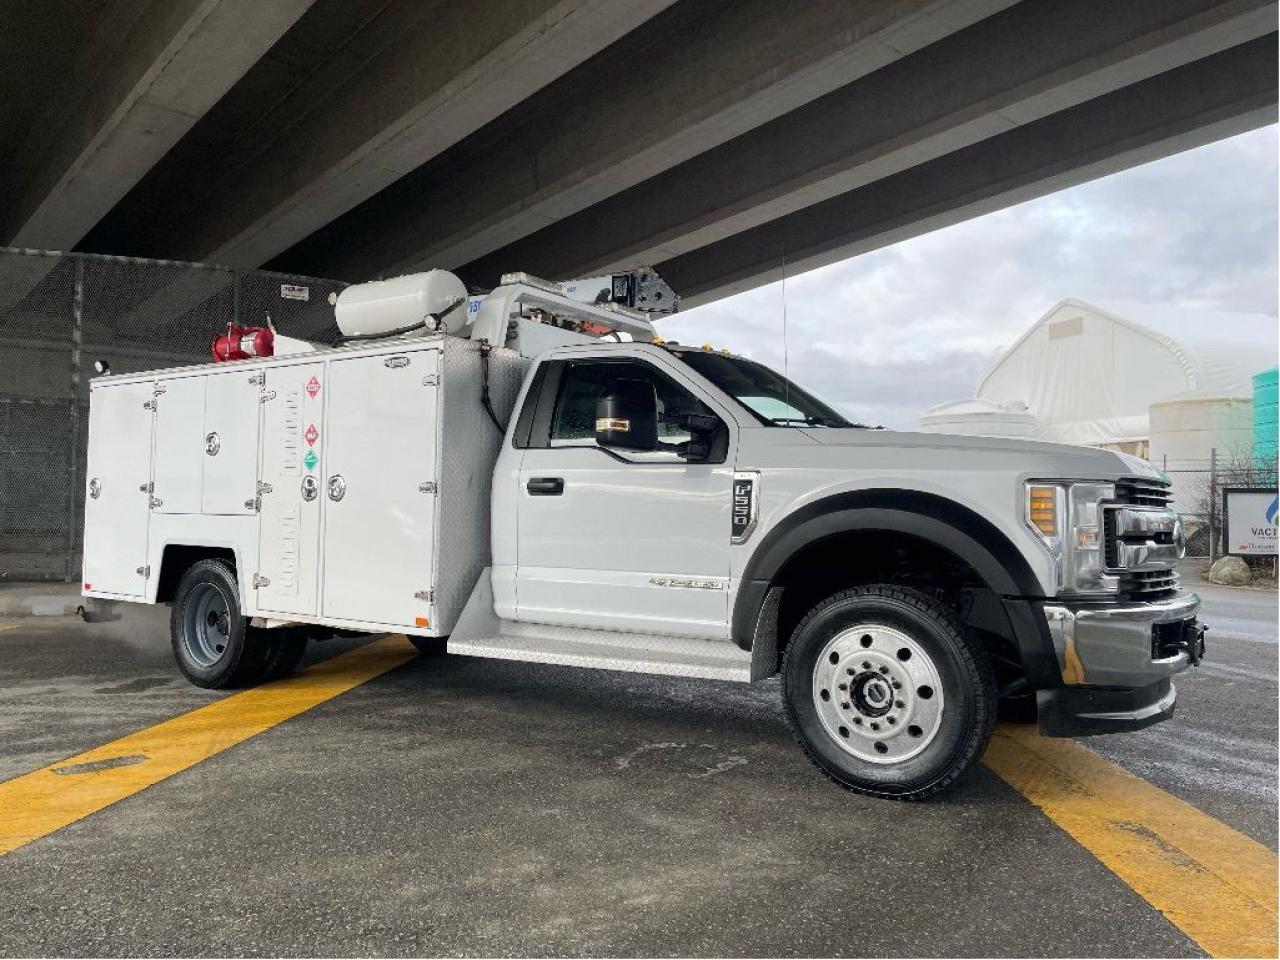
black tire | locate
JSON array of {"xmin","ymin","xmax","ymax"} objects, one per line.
[
  {"xmin": 169, "ymin": 559, "xmax": 270, "ymax": 689},
  {"xmin": 409, "ymin": 635, "xmax": 448, "ymax": 657},
  {"xmin": 261, "ymin": 628, "xmax": 309, "ymax": 680},
  {"xmin": 781, "ymin": 584, "xmax": 996, "ymax": 800}
]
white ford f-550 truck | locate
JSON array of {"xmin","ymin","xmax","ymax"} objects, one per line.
[{"xmin": 82, "ymin": 268, "xmax": 1204, "ymax": 799}]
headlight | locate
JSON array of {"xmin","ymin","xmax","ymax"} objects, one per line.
[{"xmin": 1025, "ymin": 481, "xmax": 1117, "ymax": 595}]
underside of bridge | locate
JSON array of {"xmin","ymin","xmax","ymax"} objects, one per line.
[{"xmin": 2, "ymin": 0, "xmax": 1276, "ymax": 307}]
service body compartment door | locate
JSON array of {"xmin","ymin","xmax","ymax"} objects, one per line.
[
  {"xmin": 151, "ymin": 375, "xmax": 205, "ymax": 513},
  {"xmin": 83, "ymin": 381, "xmax": 154, "ymax": 596},
  {"xmin": 256, "ymin": 361, "xmax": 326, "ymax": 616},
  {"xmin": 203, "ymin": 370, "xmax": 261, "ymax": 515},
  {"xmin": 322, "ymin": 351, "xmax": 438, "ymax": 626}
]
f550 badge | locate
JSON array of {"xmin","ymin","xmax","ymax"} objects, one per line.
[{"xmin": 731, "ymin": 471, "xmax": 760, "ymax": 544}]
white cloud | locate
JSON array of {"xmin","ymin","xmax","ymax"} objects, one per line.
[{"xmin": 658, "ymin": 126, "xmax": 1279, "ymax": 429}]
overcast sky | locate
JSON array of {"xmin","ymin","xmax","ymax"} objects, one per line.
[{"xmin": 658, "ymin": 126, "xmax": 1279, "ymax": 430}]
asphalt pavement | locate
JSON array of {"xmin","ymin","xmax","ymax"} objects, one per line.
[{"xmin": 0, "ymin": 579, "xmax": 1274, "ymax": 957}]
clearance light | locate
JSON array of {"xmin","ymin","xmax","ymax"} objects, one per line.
[{"xmin": 1027, "ymin": 486, "xmax": 1058, "ymax": 538}]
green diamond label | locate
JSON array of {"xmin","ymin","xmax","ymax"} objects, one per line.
[{"xmin": 303, "ymin": 449, "xmax": 318, "ymax": 471}]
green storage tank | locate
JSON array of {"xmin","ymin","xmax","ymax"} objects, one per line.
[{"xmin": 1254, "ymin": 366, "xmax": 1278, "ymax": 469}]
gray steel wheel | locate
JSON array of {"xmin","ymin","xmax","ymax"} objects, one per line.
[
  {"xmin": 182, "ymin": 581, "xmax": 233, "ymax": 667},
  {"xmin": 811, "ymin": 623, "xmax": 946, "ymax": 764},
  {"xmin": 170, "ymin": 558, "xmax": 270, "ymax": 689}
]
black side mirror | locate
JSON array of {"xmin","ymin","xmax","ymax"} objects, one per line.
[{"xmin": 595, "ymin": 380, "xmax": 658, "ymax": 451}]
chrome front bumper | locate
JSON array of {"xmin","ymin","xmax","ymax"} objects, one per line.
[
  {"xmin": 1043, "ymin": 591, "xmax": 1202, "ymax": 688},
  {"xmin": 1036, "ymin": 592, "xmax": 1204, "ymax": 736}
]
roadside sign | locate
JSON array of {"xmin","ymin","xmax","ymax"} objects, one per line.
[{"xmin": 1223, "ymin": 487, "xmax": 1278, "ymax": 556}]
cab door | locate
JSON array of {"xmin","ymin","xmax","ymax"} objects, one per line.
[{"xmin": 514, "ymin": 356, "xmax": 734, "ymax": 639}]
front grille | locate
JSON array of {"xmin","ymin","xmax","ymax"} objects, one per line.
[
  {"xmin": 1115, "ymin": 478, "xmax": 1173, "ymax": 508},
  {"xmin": 1121, "ymin": 569, "xmax": 1180, "ymax": 600},
  {"xmin": 1109, "ymin": 478, "xmax": 1179, "ymax": 601}
]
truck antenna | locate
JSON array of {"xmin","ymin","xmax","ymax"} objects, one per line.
[{"xmin": 781, "ymin": 240, "xmax": 791, "ymax": 415}]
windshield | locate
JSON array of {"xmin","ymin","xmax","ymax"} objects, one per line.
[{"xmin": 670, "ymin": 349, "xmax": 857, "ymax": 428}]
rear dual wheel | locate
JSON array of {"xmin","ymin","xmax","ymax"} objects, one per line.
[
  {"xmin": 782, "ymin": 584, "xmax": 996, "ymax": 800},
  {"xmin": 170, "ymin": 559, "xmax": 308, "ymax": 689}
]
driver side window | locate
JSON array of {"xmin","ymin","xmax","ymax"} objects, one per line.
[{"xmin": 550, "ymin": 359, "xmax": 715, "ymax": 459}]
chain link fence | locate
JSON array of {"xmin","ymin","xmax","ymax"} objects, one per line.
[
  {"xmin": 0, "ymin": 247, "xmax": 347, "ymax": 581},
  {"xmin": 1160, "ymin": 451, "xmax": 1278, "ymax": 560}
]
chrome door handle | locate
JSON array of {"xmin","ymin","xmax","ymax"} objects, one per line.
[
  {"xmin": 205, "ymin": 431, "xmax": 220, "ymax": 456},
  {"xmin": 327, "ymin": 474, "xmax": 346, "ymax": 502},
  {"xmin": 301, "ymin": 475, "xmax": 319, "ymax": 502}
]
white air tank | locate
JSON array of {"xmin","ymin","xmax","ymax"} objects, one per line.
[{"xmin": 335, "ymin": 270, "xmax": 469, "ymax": 338}]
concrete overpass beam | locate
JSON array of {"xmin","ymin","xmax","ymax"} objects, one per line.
[
  {"xmin": 276, "ymin": 0, "xmax": 1016, "ymax": 279},
  {"xmin": 1, "ymin": 0, "xmax": 313, "ymax": 251},
  {"xmin": 171, "ymin": 0, "xmax": 675, "ymax": 268},
  {"xmin": 656, "ymin": 36, "xmax": 1279, "ymax": 307},
  {"xmin": 456, "ymin": 0, "xmax": 1276, "ymax": 287}
]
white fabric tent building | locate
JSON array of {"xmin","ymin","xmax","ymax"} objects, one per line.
[{"xmin": 921, "ymin": 298, "xmax": 1278, "ymax": 458}]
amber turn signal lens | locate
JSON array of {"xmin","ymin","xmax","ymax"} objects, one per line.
[{"xmin": 1028, "ymin": 486, "xmax": 1058, "ymax": 537}]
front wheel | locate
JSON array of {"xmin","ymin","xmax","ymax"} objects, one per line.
[{"xmin": 782, "ymin": 584, "xmax": 996, "ymax": 800}]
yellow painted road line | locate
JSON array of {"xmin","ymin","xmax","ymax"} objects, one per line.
[
  {"xmin": 986, "ymin": 723, "xmax": 1279, "ymax": 959},
  {"xmin": 0, "ymin": 634, "xmax": 416, "ymax": 857}
]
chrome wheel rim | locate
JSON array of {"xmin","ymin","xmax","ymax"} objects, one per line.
[
  {"xmin": 811, "ymin": 623, "xmax": 944, "ymax": 764},
  {"xmin": 184, "ymin": 582, "xmax": 232, "ymax": 667}
]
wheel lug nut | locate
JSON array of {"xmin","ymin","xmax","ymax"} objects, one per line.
[
  {"xmin": 892, "ymin": 680, "xmax": 901, "ymax": 689},
  {"xmin": 861, "ymin": 661, "xmax": 871, "ymax": 670},
  {"xmin": 870, "ymin": 722, "xmax": 880, "ymax": 731},
  {"xmin": 853, "ymin": 717, "xmax": 863, "ymax": 725},
  {"xmin": 878, "ymin": 666, "xmax": 889, "ymax": 674},
  {"xmin": 841, "ymin": 702, "xmax": 850, "ymax": 710},
  {"xmin": 838, "ymin": 682, "xmax": 848, "ymax": 691},
  {"xmin": 895, "ymin": 699, "xmax": 905, "ymax": 708},
  {"xmin": 887, "ymin": 716, "xmax": 896, "ymax": 724}
]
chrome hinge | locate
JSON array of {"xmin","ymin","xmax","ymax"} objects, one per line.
[
  {"xmin": 244, "ymin": 496, "xmax": 261, "ymax": 512},
  {"xmin": 248, "ymin": 373, "xmax": 264, "ymax": 386},
  {"xmin": 418, "ymin": 481, "xmax": 437, "ymax": 494},
  {"xmin": 257, "ymin": 481, "xmax": 273, "ymax": 495},
  {"xmin": 260, "ymin": 390, "xmax": 277, "ymax": 402},
  {"xmin": 138, "ymin": 481, "xmax": 153, "ymax": 493},
  {"xmin": 153, "ymin": 384, "xmax": 166, "ymax": 396},
  {"xmin": 253, "ymin": 574, "xmax": 270, "ymax": 589},
  {"xmin": 149, "ymin": 496, "xmax": 163, "ymax": 509},
  {"xmin": 142, "ymin": 400, "xmax": 157, "ymax": 411},
  {"xmin": 422, "ymin": 374, "xmax": 440, "ymax": 387},
  {"xmin": 414, "ymin": 589, "xmax": 434, "ymax": 602},
  {"xmin": 136, "ymin": 565, "xmax": 150, "ymax": 577}
]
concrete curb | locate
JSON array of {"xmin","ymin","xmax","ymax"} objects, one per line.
[{"xmin": 0, "ymin": 583, "xmax": 83, "ymax": 617}]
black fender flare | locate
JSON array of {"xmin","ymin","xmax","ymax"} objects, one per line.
[{"xmin": 732, "ymin": 490, "xmax": 1060, "ymax": 686}]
